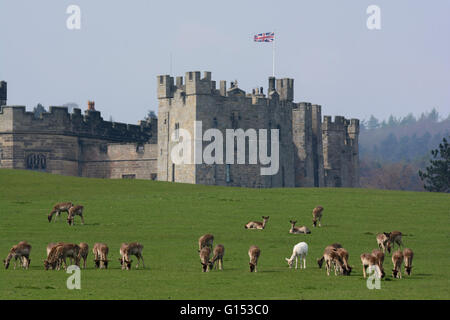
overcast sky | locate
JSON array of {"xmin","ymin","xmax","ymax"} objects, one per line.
[{"xmin": 1, "ymin": 0, "xmax": 449, "ymax": 124}]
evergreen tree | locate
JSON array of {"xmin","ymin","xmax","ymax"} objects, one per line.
[
  {"xmin": 418, "ymin": 136, "xmax": 450, "ymax": 192},
  {"xmin": 367, "ymin": 115, "xmax": 380, "ymax": 130}
]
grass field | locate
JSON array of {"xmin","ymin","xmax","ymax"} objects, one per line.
[{"xmin": 0, "ymin": 169, "xmax": 449, "ymax": 300}]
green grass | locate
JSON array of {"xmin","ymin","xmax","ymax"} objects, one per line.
[{"xmin": 0, "ymin": 169, "xmax": 449, "ymax": 300}]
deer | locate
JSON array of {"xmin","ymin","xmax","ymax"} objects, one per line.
[
  {"xmin": 245, "ymin": 216, "xmax": 269, "ymax": 230},
  {"xmin": 209, "ymin": 244, "xmax": 225, "ymax": 271},
  {"xmin": 371, "ymin": 249, "xmax": 385, "ymax": 266},
  {"xmin": 78, "ymin": 243, "xmax": 89, "ymax": 269},
  {"xmin": 317, "ymin": 243, "xmax": 342, "ymax": 268},
  {"xmin": 248, "ymin": 245, "xmax": 261, "ymax": 272},
  {"xmin": 199, "ymin": 246, "xmax": 212, "ymax": 272},
  {"xmin": 392, "ymin": 250, "xmax": 404, "ymax": 279},
  {"xmin": 312, "ymin": 206, "xmax": 324, "ymax": 227},
  {"xmin": 46, "ymin": 243, "xmax": 59, "ymax": 258},
  {"xmin": 335, "ymin": 247, "xmax": 352, "ymax": 275},
  {"xmin": 289, "ymin": 221, "xmax": 311, "ymax": 234},
  {"xmin": 198, "ymin": 234, "xmax": 214, "ymax": 252},
  {"xmin": 403, "ymin": 248, "xmax": 414, "ymax": 276},
  {"xmin": 361, "ymin": 253, "xmax": 385, "ymax": 279},
  {"xmin": 3, "ymin": 241, "xmax": 32, "ymax": 270},
  {"xmin": 385, "ymin": 231, "xmax": 403, "ymax": 252},
  {"xmin": 44, "ymin": 243, "xmax": 80, "ymax": 270},
  {"xmin": 285, "ymin": 242, "xmax": 308, "ymax": 269},
  {"xmin": 322, "ymin": 246, "xmax": 345, "ymax": 276},
  {"xmin": 376, "ymin": 233, "xmax": 391, "ymax": 254},
  {"xmin": 44, "ymin": 244, "xmax": 64, "ymax": 270},
  {"xmin": 120, "ymin": 242, "xmax": 145, "ymax": 270},
  {"xmin": 48, "ymin": 202, "xmax": 73, "ymax": 222},
  {"xmin": 93, "ymin": 243, "xmax": 109, "ymax": 269},
  {"xmin": 67, "ymin": 205, "xmax": 84, "ymax": 226}
]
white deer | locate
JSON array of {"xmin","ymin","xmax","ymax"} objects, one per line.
[{"xmin": 285, "ymin": 242, "xmax": 308, "ymax": 269}]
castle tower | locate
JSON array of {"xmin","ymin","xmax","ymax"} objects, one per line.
[{"xmin": 0, "ymin": 81, "xmax": 7, "ymax": 106}]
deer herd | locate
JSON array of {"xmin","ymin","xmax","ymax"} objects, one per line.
[{"xmin": 4, "ymin": 203, "xmax": 415, "ymax": 282}]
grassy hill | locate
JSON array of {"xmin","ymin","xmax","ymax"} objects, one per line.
[{"xmin": 0, "ymin": 169, "xmax": 449, "ymax": 300}]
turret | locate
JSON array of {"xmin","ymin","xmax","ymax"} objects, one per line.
[
  {"xmin": 0, "ymin": 81, "xmax": 7, "ymax": 106},
  {"xmin": 276, "ymin": 78, "xmax": 294, "ymax": 101}
]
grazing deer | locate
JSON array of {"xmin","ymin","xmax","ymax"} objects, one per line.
[
  {"xmin": 67, "ymin": 205, "xmax": 84, "ymax": 226},
  {"xmin": 371, "ymin": 249, "xmax": 385, "ymax": 266},
  {"xmin": 198, "ymin": 234, "xmax": 214, "ymax": 252},
  {"xmin": 403, "ymin": 248, "xmax": 414, "ymax": 276},
  {"xmin": 46, "ymin": 243, "xmax": 59, "ymax": 258},
  {"xmin": 78, "ymin": 243, "xmax": 89, "ymax": 269},
  {"xmin": 392, "ymin": 250, "xmax": 404, "ymax": 279},
  {"xmin": 289, "ymin": 221, "xmax": 311, "ymax": 234},
  {"xmin": 44, "ymin": 244, "xmax": 64, "ymax": 270},
  {"xmin": 93, "ymin": 243, "xmax": 109, "ymax": 269},
  {"xmin": 317, "ymin": 243, "xmax": 342, "ymax": 268},
  {"xmin": 209, "ymin": 244, "xmax": 225, "ymax": 271},
  {"xmin": 322, "ymin": 246, "xmax": 345, "ymax": 276},
  {"xmin": 248, "ymin": 245, "xmax": 261, "ymax": 272},
  {"xmin": 199, "ymin": 247, "xmax": 211, "ymax": 272},
  {"xmin": 120, "ymin": 242, "xmax": 145, "ymax": 270},
  {"xmin": 48, "ymin": 202, "xmax": 73, "ymax": 222},
  {"xmin": 312, "ymin": 206, "xmax": 324, "ymax": 227},
  {"xmin": 245, "ymin": 216, "xmax": 269, "ymax": 230},
  {"xmin": 44, "ymin": 243, "xmax": 80, "ymax": 270},
  {"xmin": 3, "ymin": 241, "xmax": 32, "ymax": 270},
  {"xmin": 335, "ymin": 248, "xmax": 352, "ymax": 275},
  {"xmin": 285, "ymin": 242, "xmax": 308, "ymax": 269},
  {"xmin": 361, "ymin": 253, "xmax": 385, "ymax": 279},
  {"xmin": 384, "ymin": 231, "xmax": 403, "ymax": 252},
  {"xmin": 376, "ymin": 233, "xmax": 391, "ymax": 254}
]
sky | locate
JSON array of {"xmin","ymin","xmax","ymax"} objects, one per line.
[{"xmin": 0, "ymin": 0, "xmax": 449, "ymax": 124}]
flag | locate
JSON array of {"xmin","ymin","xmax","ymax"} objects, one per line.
[{"xmin": 254, "ymin": 32, "xmax": 274, "ymax": 42}]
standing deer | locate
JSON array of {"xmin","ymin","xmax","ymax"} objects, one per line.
[
  {"xmin": 44, "ymin": 244, "xmax": 64, "ymax": 270},
  {"xmin": 248, "ymin": 245, "xmax": 261, "ymax": 272},
  {"xmin": 199, "ymin": 246, "xmax": 211, "ymax": 272},
  {"xmin": 3, "ymin": 241, "xmax": 32, "ymax": 270},
  {"xmin": 67, "ymin": 205, "xmax": 84, "ymax": 226},
  {"xmin": 120, "ymin": 242, "xmax": 145, "ymax": 270},
  {"xmin": 403, "ymin": 248, "xmax": 414, "ymax": 276},
  {"xmin": 371, "ymin": 249, "xmax": 385, "ymax": 266},
  {"xmin": 312, "ymin": 206, "xmax": 324, "ymax": 227},
  {"xmin": 46, "ymin": 243, "xmax": 59, "ymax": 258},
  {"xmin": 376, "ymin": 233, "xmax": 391, "ymax": 254},
  {"xmin": 322, "ymin": 246, "xmax": 345, "ymax": 276},
  {"xmin": 289, "ymin": 221, "xmax": 311, "ymax": 234},
  {"xmin": 385, "ymin": 231, "xmax": 403, "ymax": 252},
  {"xmin": 317, "ymin": 243, "xmax": 342, "ymax": 268},
  {"xmin": 209, "ymin": 244, "xmax": 225, "ymax": 271},
  {"xmin": 78, "ymin": 243, "xmax": 89, "ymax": 269},
  {"xmin": 285, "ymin": 242, "xmax": 308, "ymax": 269},
  {"xmin": 245, "ymin": 216, "xmax": 269, "ymax": 230},
  {"xmin": 44, "ymin": 243, "xmax": 80, "ymax": 270},
  {"xmin": 336, "ymin": 248, "xmax": 352, "ymax": 275},
  {"xmin": 48, "ymin": 202, "xmax": 73, "ymax": 222},
  {"xmin": 361, "ymin": 253, "xmax": 385, "ymax": 279},
  {"xmin": 392, "ymin": 250, "xmax": 404, "ymax": 279},
  {"xmin": 198, "ymin": 234, "xmax": 214, "ymax": 252},
  {"xmin": 93, "ymin": 243, "xmax": 109, "ymax": 269}
]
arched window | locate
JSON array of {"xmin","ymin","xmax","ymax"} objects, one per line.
[{"xmin": 26, "ymin": 153, "xmax": 47, "ymax": 170}]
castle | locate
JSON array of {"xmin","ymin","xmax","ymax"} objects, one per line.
[{"xmin": 0, "ymin": 72, "xmax": 359, "ymax": 188}]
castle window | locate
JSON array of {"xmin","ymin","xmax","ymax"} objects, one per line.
[
  {"xmin": 175, "ymin": 123, "xmax": 180, "ymax": 139},
  {"xmin": 160, "ymin": 76, "xmax": 164, "ymax": 84},
  {"xmin": 226, "ymin": 164, "xmax": 231, "ymax": 183},
  {"xmin": 122, "ymin": 174, "xmax": 136, "ymax": 179},
  {"xmin": 136, "ymin": 144, "xmax": 144, "ymax": 153},
  {"xmin": 26, "ymin": 153, "xmax": 47, "ymax": 171},
  {"xmin": 150, "ymin": 173, "xmax": 157, "ymax": 180}
]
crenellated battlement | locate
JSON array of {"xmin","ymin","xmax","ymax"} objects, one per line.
[{"xmin": 0, "ymin": 105, "xmax": 156, "ymax": 143}]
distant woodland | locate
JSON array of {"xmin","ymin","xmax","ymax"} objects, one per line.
[{"xmin": 359, "ymin": 108, "xmax": 450, "ymax": 191}]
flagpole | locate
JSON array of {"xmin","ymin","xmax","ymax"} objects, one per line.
[{"xmin": 272, "ymin": 30, "xmax": 275, "ymax": 77}]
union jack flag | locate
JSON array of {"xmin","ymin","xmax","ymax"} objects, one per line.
[{"xmin": 254, "ymin": 32, "xmax": 275, "ymax": 42}]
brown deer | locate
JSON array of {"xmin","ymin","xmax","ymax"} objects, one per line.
[
  {"xmin": 248, "ymin": 245, "xmax": 261, "ymax": 272},
  {"xmin": 245, "ymin": 216, "xmax": 269, "ymax": 230},
  {"xmin": 120, "ymin": 242, "xmax": 145, "ymax": 270},
  {"xmin": 317, "ymin": 243, "xmax": 342, "ymax": 268},
  {"xmin": 336, "ymin": 248, "xmax": 352, "ymax": 275},
  {"xmin": 93, "ymin": 243, "xmax": 109, "ymax": 269},
  {"xmin": 44, "ymin": 243, "xmax": 80, "ymax": 270},
  {"xmin": 392, "ymin": 250, "xmax": 404, "ymax": 279},
  {"xmin": 403, "ymin": 248, "xmax": 414, "ymax": 276},
  {"xmin": 46, "ymin": 242, "xmax": 59, "ymax": 258},
  {"xmin": 3, "ymin": 241, "xmax": 32, "ymax": 269},
  {"xmin": 199, "ymin": 246, "xmax": 211, "ymax": 272},
  {"xmin": 371, "ymin": 249, "xmax": 385, "ymax": 266},
  {"xmin": 384, "ymin": 231, "xmax": 403, "ymax": 253},
  {"xmin": 289, "ymin": 220, "xmax": 311, "ymax": 234},
  {"xmin": 44, "ymin": 244, "xmax": 64, "ymax": 270},
  {"xmin": 312, "ymin": 206, "xmax": 324, "ymax": 227},
  {"xmin": 209, "ymin": 244, "xmax": 225, "ymax": 271},
  {"xmin": 78, "ymin": 243, "xmax": 89, "ymax": 269},
  {"xmin": 67, "ymin": 205, "xmax": 84, "ymax": 226},
  {"xmin": 322, "ymin": 246, "xmax": 345, "ymax": 276},
  {"xmin": 48, "ymin": 202, "xmax": 73, "ymax": 222},
  {"xmin": 376, "ymin": 233, "xmax": 391, "ymax": 254},
  {"xmin": 198, "ymin": 234, "xmax": 214, "ymax": 252},
  {"xmin": 361, "ymin": 253, "xmax": 385, "ymax": 279}
]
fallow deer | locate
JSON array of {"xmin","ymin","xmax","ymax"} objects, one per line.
[
  {"xmin": 371, "ymin": 249, "xmax": 385, "ymax": 266},
  {"xmin": 44, "ymin": 243, "xmax": 80, "ymax": 270},
  {"xmin": 403, "ymin": 248, "xmax": 414, "ymax": 276},
  {"xmin": 3, "ymin": 241, "xmax": 32, "ymax": 270},
  {"xmin": 120, "ymin": 242, "xmax": 145, "ymax": 270},
  {"xmin": 199, "ymin": 246, "xmax": 211, "ymax": 272},
  {"xmin": 44, "ymin": 244, "xmax": 64, "ymax": 270},
  {"xmin": 248, "ymin": 245, "xmax": 261, "ymax": 272},
  {"xmin": 385, "ymin": 231, "xmax": 403, "ymax": 252},
  {"xmin": 335, "ymin": 247, "xmax": 352, "ymax": 275},
  {"xmin": 67, "ymin": 205, "xmax": 84, "ymax": 226},
  {"xmin": 317, "ymin": 243, "xmax": 342, "ymax": 268},
  {"xmin": 245, "ymin": 216, "xmax": 269, "ymax": 230},
  {"xmin": 312, "ymin": 206, "xmax": 324, "ymax": 227},
  {"xmin": 209, "ymin": 244, "xmax": 225, "ymax": 271},
  {"xmin": 48, "ymin": 202, "xmax": 73, "ymax": 222},
  {"xmin": 392, "ymin": 250, "xmax": 404, "ymax": 279},
  {"xmin": 46, "ymin": 242, "xmax": 58, "ymax": 258},
  {"xmin": 289, "ymin": 220, "xmax": 311, "ymax": 234},
  {"xmin": 376, "ymin": 233, "xmax": 391, "ymax": 254},
  {"xmin": 93, "ymin": 243, "xmax": 109, "ymax": 269},
  {"xmin": 78, "ymin": 242, "xmax": 89, "ymax": 269},
  {"xmin": 198, "ymin": 234, "xmax": 214, "ymax": 252},
  {"xmin": 361, "ymin": 253, "xmax": 385, "ymax": 279},
  {"xmin": 285, "ymin": 242, "xmax": 308, "ymax": 269},
  {"xmin": 323, "ymin": 246, "xmax": 345, "ymax": 276}
]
